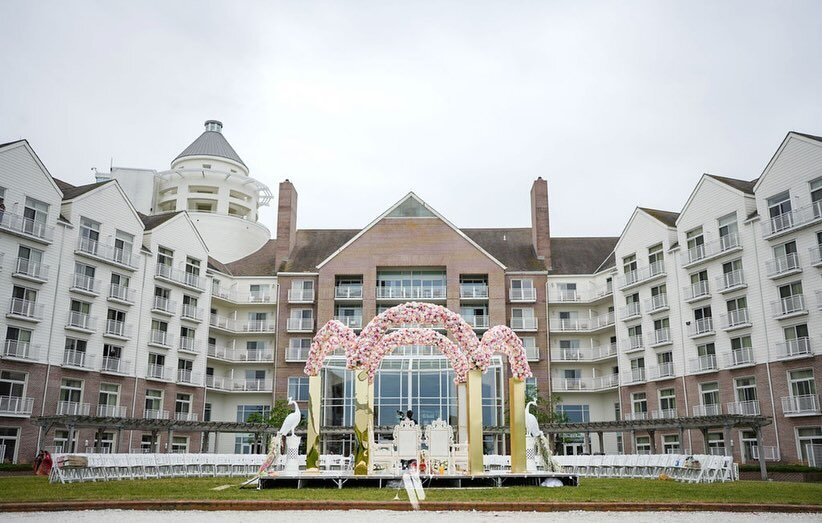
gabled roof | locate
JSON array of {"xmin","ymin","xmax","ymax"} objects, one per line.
[
  {"xmin": 638, "ymin": 207, "xmax": 679, "ymax": 227},
  {"xmin": 174, "ymin": 123, "xmax": 246, "ymax": 167},
  {"xmin": 548, "ymin": 237, "xmax": 618, "ymax": 275},
  {"xmin": 315, "ymin": 192, "xmax": 507, "ymax": 270},
  {"xmin": 461, "ymin": 228, "xmax": 545, "ymax": 271},
  {"xmin": 793, "ymin": 132, "xmax": 822, "ymax": 143},
  {"xmin": 138, "ymin": 211, "xmax": 183, "ymax": 231},
  {"xmin": 753, "ymin": 131, "xmax": 822, "ymax": 193},
  {"xmin": 223, "ymin": 239, "xmax": 279, "ymax": 277},
  {"xmin": 704, "ymin": 174, "xmax": 757, "ymax": 195},
  {"xmin": 0, "ymin": 139, "xmax": 63, "ymax": 197},
  {"xmin": 53, "ymin": 178, "xmax": 110, "ymax": 201},
  {"xmin": 283, "ymin": 229, "xmax": 359, "ymax": 272}
]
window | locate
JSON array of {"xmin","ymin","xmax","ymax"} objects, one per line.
[
  {"xmin": 114, "ymin": 230, "xmax": 134, "ymax": 262},
  {"xmin": 556, "ymin": 404, "xmax": 589, "ymax": 423},
  {"xmin": 635, "ymin": 435, "xmax": 651, "ymax": 454},
  {"xmin": 17, "ymin": 245, "xmax": 44, "ymax": 278},
  {"xmin": 102, "ymin": 344, "xmax": 122, "ymax": 372},
  {"xmin": 777, "ymin": 281, "xmax": 804, "ymax": 314},
  {"xmin": 288, "ymin": 377, "xmax": 310, "ymax": 401},
  {"xmin": 696, "ymin": 342, "xmax": 716, "ymax": 371},
  {"xmin": 63, "ymin": 338, "xmax": 88, "ymax": 367},
  {"xmin": 631, "ymin": 392, "xmax": 647, "ymax": 416},
  {"xmin": 171, "ymin": 436, "xmax": 189, "ymax": 453},
  {"xmin": 628, "ymin": 324, "xmax": 642, "ymax": 348},
  {"xmin": 653, "ymin": 318, "xmax": 670, "ymax": 344},
  {"xmin": 288, "ymin": 338, "xmax": 312, "ymax": 360},
  {"xmin": 657, "ymin": 351, "xmax": 673, "ymax": 376},
  {"xmin": 68, "ymin": 300, "xmax": 92, "ymax": 329},
  {"xmin": 157, "ymin": 247, "xmax": 173, "ymax": 267},
  {"xmin": 0, "ymin": 370, "xmax": 26, "ymax": 399},
  {"xmin": 98, "ymin": 383, "xmax": 120, "ymax": 416},
  {"xmin": 735, "ymin": 377, "xmax": 758, "ymax": 403},
  {"xmin": 767, "ymin": 191, "xmax": 792, "ymax": 229},
  {"xmin": 689, "ymin": 270, "xmax": 709, "ymax": 297},
  {"xmin": 185, "ymin": 256, "xmax": 200, "ymax": 276},
  {"xmin": 622, "ymin": 254, "xmax": 637, "ymax": 275},
  {"xmin": 726, "ymin": 296, "xmax": 748, "ymax": 326},
  {"xmin": 730, "ymin": 335, "xmax": 753, "ymax": 365},
  {"xmin": 797, "ymin": 427, "xmax": 822, "ymax": 464},
  {"xmin": 686, "ymin": 227, "xmax": 705, "ymax": 261},
  {"xmin": 693, "ymin": 306, "xmax": 712, "ymax": 332},
  {"xmin": 648, "ymin": 243, "xmax": 664, "ymax": 269},
  {"xmin": 140, "ymin": 434, "xmax": 157, "ymax": 453},
  {"xmin": 59, "ymin": 379, "xmax": 83, "ymax": 404},
  {"xmin": 789, "ymin": 369, "xmax": 816, "ymax": 398},
  {"xmin": 659, "ymin": 388, "xmax": 676, "ymax": 415},
  {"xmin": 663, "ymin": 434, "xmax": 680, "ymax": 454},
  {"xmin": 510, "ymin": 278, "xmax": 535, "ymax": 300},
  {"xmin": 700, "ymin": 382, "xmax": 720, "ymax": 414},
  {"xmin": 23, "ymin": 197, "xmax": 49, "ymax": 235},
  {"xmin": 145, "ymin": 390, "xmax": 163, "ymax": 413},
  {"xmin": 4, "ymin": 326, "xmax": 32, "ymax": 358},
  {"xmin": 148, "ymin": 353, "xmax": 165, "ymax": 378},
  {"xmin": 236, "ymin": 405, "xmax": 271, "ymax": 423},
  {"xmin": 175, "ymin": 393, "xmax": 192, "ymax": 418},
  {"xmin": 772, "ymin": 241, "xmax": 799, "ymax": 274},
  {"xmin": 721, "ymin": 259, "xmax": 744, "ymax": 288}
]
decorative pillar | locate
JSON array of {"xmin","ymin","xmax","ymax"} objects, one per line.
[
  {"xmin": 353, "ymin": 371, "xmax": 372, "ymax": 475},
  {"xmin": 466, "ymin": 369, "xmax": 484, "ymax": 474},
  {"xmin": 508, "ymin": 378, "xmax": 526, "ymax": 473},
  {"xmin": 457, "ymin": 382, "xmax": 468, "ymax": 443},
  {"xmin": 306, "ymin": 375, "xmax": 322, "ymax": 471}
]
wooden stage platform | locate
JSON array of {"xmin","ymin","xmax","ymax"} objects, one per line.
[{"xmin": 258, "ymin": 471, "xmax": 579, "ymax": 489}]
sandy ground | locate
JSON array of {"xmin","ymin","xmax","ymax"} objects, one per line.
[{"xmin": 1, "ymin": 511, "xmax": 820, "ymax": 523}]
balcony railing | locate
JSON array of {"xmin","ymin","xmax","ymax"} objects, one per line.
[
  {"xmin": 716, "ymin": 270, "xmax": 746, "ymax": 292},
  {"xmin": 206, "ymin": 376, "xmax": 273, "ymax": 392},
  {"xmin": 377, "ymin": 286, "xmax": 447, "ymax": 300},
  {"xmin": 97, "ymin": 404, "xmax": 127, "ymax": 418},
  {"xmin": 13, "ymin": 257, "xmax": 49, "ymax": 281},
  {"xmin": 809, "ymin": 245, "xmax": 822, "ymax": 266},
  {"xmin": 70, "ymin": 273, "xmax": 100, "ymax": 294},
  {"xmin": 288, "ymin": 288, "xmax": 315, "ymax": 302},
  {"xmin": 624, "ymin": 368, "xmax": 646, "ymax": 384},
  {"xmin": 335, "ymin": 285, "xmax": 364, "ymax": 299},
  {"xmin": 334, "ymin": 316, "xmax": 363, "ymax": 329},
  {"xmin": 765, "ymin": 252, "xmax": 801, "ymax": 278},
  {"xmin": 688, "ymin": 317, "xmax": 714, "ymax": 337},
  {"xmin": 285, "ymin": 344, "xmax": 311, "ymax": 361},
  {"xmin": 692, "ymin": 403, "xmax": 722, "ymax": 417},
  {"xmin": 211, "ymin": 286, "xmax": 275, "ymax": 303},
  {"xmin": 726, "ymin": 400, "xmax": 760, "ymax": 416},
  {"xmin": 550, "ymin": 289, "xmax": 581, "ymax": 302},
  {"xmin": 76, "ymin": 237, "xmax": 138, "ymax": 269},
  {"xmin": 66, "ymin": 311, "xmax": 96, "ymax": 331},
  {"xmin": 101, "ymin": 357, "xmax": 130, "ymax": 374},
  {"xmin": 510, "ymin": 317, "xmax": 538, "ymax": 330},
  {"xmin": 551, "ymin": 374, "xmax": 618, "ymax": 391},
  {"xmin": 0, "ymin": 212, "xmax": 54, "ymax": 242},
  {"xmin": 772, "ymin": 294, "xmax": 806, "ymax": 317},
  {"xmin": 781, "ymin": 395, "xmax": 821, "ymax": 416},
  {"xmin": 209, "ymin": 313, "xmax": 233, "ymax": 331},
  {"xmin": 623, "ymin": 412, "xmax": 647, "ymax": 421},
  {"xmin": 144, "ymin": 409, "xmax": 170, "ymax": 420},
  {"xmin": 689, "ymin": 354, "xmax": 717, "ymax": 373},
  {"xmin": 181, "ymin": 304, "xmax": 203, "ymax": 321},
  {"xmin": 645, "ymin": 293, "xmax": 668, "ymax": 313},
  {"xmin": 722, "ymin": 308, "xmax": 750, "ymax": 329},
  {"xmin": 105, "ymin": 319, "xmax": 130, "ymax": 338},
  {"xmin": 177, "ymin": 369, "xmax": 199, "ymax": 384},
  {"xmin": 652, "ymin": 408, "xmax": 678, "ymax": 419},
  {"xmin": 175, "ymin": 411, "xmax": 199, "ymax": 422},
  {"xmin": 592, "ymin": 311, "xmax": 616, "ymax": 329},
  {"xmin": 209, "ymin": 344, "xmax": 274, "ymax": 362},
  {"xmin": 525, "ymin": 344, "xmax": 539, "ymax": 361},
  {"xmin": 459, "ymin": 284, "xmax": 488, "ymax": 299},
  {"xmin": 149, "ymin": 330, "xmax": 173, "ymax": 348},
  {"xmin": 648, "ymin": 362, "xmax": 675, "ymax": 380},
  {"xmin": 3, "ymin": 340, "xmax": 37, "ymax": 360},
  {"xmin": 551, "ymin": 344, "xmax": 617, "ymax": 362},
  {"xmin": 178, "ymin": 337, "xmax": 198, "ymax": 353},
  {"xmin": 287, "ymin": 317, "xmax": 314, "ymax": 332},
  {"xmin": 63, "ymin": 349, "xmax": 93, "ymax": 369},
  {"xmin": 619, "ymin": 261, "xmax": 666, "ymax": 289},
  {"xmin": 57, "ymin": 401, "xmax": 90, "ymax": 416},
  {"xmin": 549, "ymin": 318, "xmax": 589, "ymax": 332},
  {"xmin": 463, "ymin": 315, "xmax": 489, "ymax": 329},
  {"xmin": 762, "ymin": 201, "xmax": 822, "ymax": 238},
  {"xmin": 624, "ymin": 335, "xmax": 644, "ymax": 351},
  {"xmin": 7, "ymin": 298, "xmax": 43, "ymax": 320},
  {"xmin": 108, "ymin": 283, "xmax": 136, "ymax": 303},
  {"xmin": 725, "ymin": 347, "xmax": 755, "ymax": 367},
  {"xmin": 152, "ymin": 296, "xmax": 176, "ymax": 314},
  {"xmin": 621, "ymin": 302, "xmax": 641, "ymax": 320},
  {"xmin": 684, "ymin": 280, "xmax": 710, "ymax": 301},
  {"xmin": 775, "ymin": 337, "xmax": 812, "ymax": 359},
  {"xmin": 155, "ymin": 264, "xmax": 204, "ymax": 290},
  {"xmin": 0, "ymin": 396, "xmax": 35, "ymax": 416},
  {"xmin": 509, "ymin": 288, "xmax": 536, "ymax": 302},
  {"xmin": 146, "ymin": 364, "xmax": 172, "ymax": 381},
  {"xmin": 683, "ymin": 234, "xmax": 740, "ymax": 266},
  {"xmin": 650, "ymin": 328, "xmax": 671, "ymax": 346}
]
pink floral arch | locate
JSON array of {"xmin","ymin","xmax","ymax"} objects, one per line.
[
  {"xmin": 479, "ymin": 325, "xmax": 533, "ymax": 380},
  {"xmin": 364, "ymin": 328, "xmax": 471, "ymax": 383},
  {"xmin": 304, "ymin": 320, "xmax": 358, "ymax": 377}
]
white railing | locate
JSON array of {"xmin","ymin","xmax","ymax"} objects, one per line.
[
  {"xmin": 335, "ymin": 285, "xmax": 364, "ymax": 299},
  {"xmin": 809, "ymin": 245, "xmax": 822, "ymax": 265},
  {"xmin": 624, "ymin": 335, "xmax": 644, "ymax": 351},
  {"xmin": 593, "ymin": 311, "xmax": 615, "ymax": 329},
  {"xmin": 144, "ymin": 409, "xmax": 170, "ymax": 420},
  {"xmin": 63, "ymin": 349, "xmax": 93, "ymax": 368},
  {"xmin": 70, "ymin": 272, "xmax": 100, "ymax": 294},
  {"xmin": 525, "ymin": 344, "xmax": 539, "ymax": 361},
  {"xmin": 240, "ymin": 320, "xmax": 276, "ymax": 333},
  {"xmin": 177, "ymin": 369, "xmax": 198, "ymax": 384},
  {"xmin": 76, "ymin": 237, "xmax": 138, "ymax": 268},
  {"xmin": 624, "ymin": 368, "xmax": 646, "ymax": 383},
  {"xmin": 551, "ymin": 374, "xmax": 618, "ymax": 391},
  {"xmin": 688, "ymin": 317, "xmax": 714, "ymax": 337},
  {"xmin": 288, "ymin": 288, "xmax": 315, "ymax": 302},
  {"xmin": 8, "ymin": 298, "xmax": 43, "ymax": 319},
  {"xmin": 179, "ymin": 337, "xmax": 198, "ymax": 353},
  {"xmin": 509, "ymin": 287, "xmax": 536, "ymax": 302},
  {"xmin": 650, "ymin": 328, "xmax": 671, "ymax": 346},
  {"xmin": 645, "ymin": 293, "xmax": 668, "ymax": 313},
  {"xmin": 751, "ymin": 446, "xmax": 781, "ymax": 462},
  {"xmin": 772, "ymin": 294, "xmax": 805, "ymax": 317},
  {"xmin": 334, "ymin": 316, "xmax": 363, "ymax": 329},
  {"xmin": 155, "ymin": 264, "xmax": 204, "ymax": 290},
  {"xmin": 652, "ymin": 408, "xmax": 678, "ymax": 419},
  {"xmin": 510, "ymin": 317, "xmax": 538, "ymax": 330},
  {"xmin": 149, "ymin": 330, "xmax": 173, "ymax": 347},
  {"xmin": 209, "ymin": 313, "xmax": 233, "ymax": 330},
  {"xmin": 619, "ymin": 261, "xmax": 665, "ymax": 289},
  {"xmin": 0, "ymin": 396, "xmax": 35, "ymax": 416},
  {"xmin": 464, "ymin": 315, "xmax": 489, "ymax": 329},
  {"xmin": 175, "ymin": 411, "xmax": 199, "ymax": 422},
  {"xmin": 108, "ymin": 283, "xmax": 136, "ymax": 303},
  {"xmin": 683, "ymin": 234, "xmax": 739, "ymax": 265},
  {"xmin": 621, "ymin": 302, "xmax": 641, "ymax": 319},
  {"xmin": 285, "ymin": 343, "xmax": 311, "ymax": 361},
  {"xmin": 684, "ymin": 280, "xmax": 710, "ymax": 301},
  {"xmin": 722, "ymin": 308, "xmax": 749, "ymax": 329},
  {"xmin": 146, "ymin": 364, "xmax": 171, "ymax": 381},
  {"xmin": 550, "ymin": 289, "xmax": 580, "ymax": 302},
  {"xmin": 211, "ymin": 286, "xmax": 274, "ymax": 303},
  {"xmin": 287, "ymin": 317, "xmax": 314, "ymax": 331},
  {"xmin": 623, "ymin": 411, "xmax": 647, "ymax": 421},
  {"xmin": 14, "ymin": 257, "xmax": 49, "ymax": 280},
  {"xmin": 101, "ymin": 357, "xmax": 130, "ymax": 374},
  {"xmin": 459, "ymin": 284, "xmax": 488, "ymax": 299},
  {"xmin": 57, "ymin": 401, "xmax": 91, "ymax": 416},
  {"xmin": 248, "ymin": 291, "xmax": 273, "ymax": 303},
  {"xmin": 206, "ymin": 376, "xmax": 273, "ymax": 392},
  {"xmin": 551, "ymin": 344, "xmax": 617, "ymax": 361},
  {"xmin": 692, "ymin": 404, "xmax": 722, "ymax": 417},
  {"xmin": 549, "ymin": 318, "xmax": 589, "ymax": 332},
  {"xmin": 727, "ymin": 400, "xmax": 760, "ymax": 416},
  {"xmin": 765, "ymin": 252, "xmax": 801, "ymax": 277},
  {"xmin": 3, "ymin": 340, "xmax": 36, "ymax": 360},
  {"xmin": 181, "ymin": 304, "xmax": 202, "ymax": 321},
  {"xmin": 105, "ymin": 319, "xmax": 130, "ymax": 338},
  {"xmin": 781, "ymin": 395, "xmax": 820, "ymax": 415},
  {"xmin": 152, "ymin": 296, "xmax": 176, "ymax": 314},
  {"xmin": 648, "ymin": 362, "xmax": 674, "ymax": 380},
  {"xmin": 775, "ymin": 337, "xmax": 812, "ymax": 359},
  {"xmin": 0, "ymin": 212, "xmax": 54, "ymax": 241},
  {"xmin": 763, "ymin": 201, "xmax": 822, "ymax": 237},
  {"xmin": 725, "ymin": 347, "xmax": 755, "ymax": 367},
  {"xmin": 97, "ymin": 404, "xmax": 127, "ymax": 418},
  {"xmin": 66, "ymin": 311, "xmax": 96, "ymax": 331},
  {"xmin": 377, "ymin": 286, "xmax": 447, "ymax": 300},
  {"xmin": 716, "ymin": 270, "xmax": 745, "ymax": 291},
  {"xmin": 209, "ymin": 344, "xmax": 274, "ymax": 362},
  {"xmin": 689, "ymin": 354, "xmax": 717, "ymax": 373}
]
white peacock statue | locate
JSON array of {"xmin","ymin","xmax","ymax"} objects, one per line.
[
  {"xmin": 526, "ymin": 400, "xmax": 561, "ymax": 472},
  {"xmin": 257, "ymin": 397, "xmax": 302, "ymax": 476}
]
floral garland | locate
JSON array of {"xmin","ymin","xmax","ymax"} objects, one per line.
[
  {"xmin": 364, "ymin": 328, "xmax": 470, "ymax": 383},
  {"xmin": 480, "ymin": 325, "xmax": 532, "ymax": 380},
  {"xmin": 303, "ymin": 320, "xmax": 358, "ymax": 376}
]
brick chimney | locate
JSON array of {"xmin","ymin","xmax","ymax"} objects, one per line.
[
  {"xmin": 530, "ymin": 177, "xmax": 552, "ymax": 269},
  {"xmin": 276, "ymin": 179, "xmax": 298, "ymax": 265}
]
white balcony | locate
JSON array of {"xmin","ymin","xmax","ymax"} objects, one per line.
[
  {"xmin": 551, "ymin": 374, "xmax": 618, "ymax": 392},
  {"xmin": 592, "ymin": 311, "xmax": 616, "ymax": 329},
  {"xmin": 549, "ymin": 318, "xmax": 589, "ymax": 332},
  {"xmin": 175, "ymin": 411, "xmax": 199, "ymax": 422},
  {"xmin": 762, "ymin": 201, "xmax": 822, "ymax": 238},
  {"xmin": 151, "ymin": 296, "xmax": 176, "ymax": 315},
  {"xmin": 287, "ymin": 317, "xmax": 314, "ymax": 332},
  {"xmin": 688, "ymin": 317, "xmax": 714, "ymax": 338},
  {"xmin": 623, "ymin": 412, "xmax": 647, "ymax": 421},
  {"xmin": 684, "ymin": 280, "xmax": 710, "ymax": 302},
  {"xmin": 623, "ymin": 335, "xmax": 644, "ymax": 352},
  {"xmin": 726, "ymin": 400, "xmax": 760, "ymax": 416},
  {"xmin": 378, "ymin": 286, "xmax": 447, "ymax": 300},
  {"xmin": 623, "ymin": 368, "xmax": 646, "ymax": 384},
  {"xmin": 70, "ymin": 273, "xmax": 100, "ymax": 295},
  {"xmin": 549, "ymin": 289, "xmax": 581, "ymax": 303},
  {"xmin": 177, "ymin": 369, "xmax": 199, "ymax": 385},
  {"xmin": 149, "ymin": 330, "xmax": 173, "ymax": 348},
  {"xmin": 66, "ymin": 311, "xmax": 96, "ymax": 332},
  {"xmin": 648, "ymin": 362, "xmax": 675, "ymax": 380},
  {"xmin": 652, "ymin": 408, "xmax": 678, "ymax": 419},
  {"xmin": 0, "ymin": 396, "xmax": 35, "ymax": 416},
  {"xmin": 288, "ymin": 288, "xmax": 315, "ymax": 303},
  {"xmin": 716, "ymin": 270, "xmax": 746, "ymax": 293},
  {"xmin": 211, "ymin": 286, "xmax": 275, "ymax": 304},
  {"xmin": 0, "ymin": 212, "xmax": 54, "ymax": 242},
  {"xmin": 722, "ymin": 308, "xmax": 750, "ymax": 330},
  {"xmin": 510, "ymin": 317, "xmax": 538, "ymax": 331},
  {"xmin": 465, "ymin": 315, "xmax": 490, "ymax": 329},
  {"xmin": 725, "ymin": 347, "xmax": 755, "ymax": 367},
  {"xmin": 692, "ymin": 403, "xmax": 722, "ymax": 417},
  {"xmin": 619, "ymin": 261, "xmax": 666, "ymax": 290},
  {"xmin": 248, "ymin": 291, "xmax": 274, "ymax": 303},
  {"xmin": 57, "ymin": 401, "xmax": 90, "ymax": 416},
  {"xmin": 100, "ymin": 357, "xmax": 130, "ymax": 374},
  {"xmin": 650, "ymin": 328, "xmax": 671, "ymax": 346},
  {"xmin": 775, "ymin": 337, "xmax": 812, "ymax": 359},
  {"xmin": 334, "ymin": 316, "xmax": 363, "ymax": 329},
  {"xmin": 551, "ymin": 344, "xmax": 617, "ymax": 362},
  {"xmin": 146, "ymin": 364, "xmax": 172, "ymax": 381},
  {"xmin": 63, "ymin": 349, "xmax": 94, "ymax": 369},
  {"xmin": 97, "ymin": 404, "xmax": 127, "ymax": 418},
  {"xmin": 689, "ymin": 354, "xmax": 718, "ymax": 373},
  {"xmin": 459, "ymin": 284, "xmax": 488, "ymax": 299},
  {"xmin": 7, "ymin": 298, "xmax": 43, "ymax": 321},
  {"xmin": 104, "ymin": 319, "xmax": 131, "ymax": 339},
  {"xmin": 525, "ymin": 344, "xmax": 539, "ymax": 361},
  {"xmin": 209, "ymin": 344, "xmax": 274, "ymax": 362},
  {"xmin": 2, "ymin": 340, "xmax": 37, "ymax": 360},
  {"xmin": 509, "ymin": 287, "xmax": 536, "ymax": 302},
  {"xmin": 178, "ymin": 337, "xmax": 199, "ymax": 353},
  {"xmin": 335, "ymin": 285, "xmax": 364, "ymax": 299},
  {"xmin": 206, "ymin": 376, "xmax": 273, "ymax": 392},
  {"xmin": 772, "ymin": 294, "xmax": 806, "ymax": 318},
  {"xmin": 181, "ymin": 304, "xmax": 203, "ymax": 322},
  {"xmin": 144, "ymin": 409, "xmax": 170, "ymax": 420},
  {"xmin": 155, "ymin": 264, "xmax": 204, "ymax": 291},
  {"xmin": 76, "ymin": 237, "xmax": 138, "ymax": 270},
  {"xmin": 209, "ymin": 313, "xmax": 233, "ymax": 331},
  {"xmin": 765, "ymin": 252, "xmax": 801, "ymax": 278},
  {"xmin": 13, "ymin": 257, "xmax": 49, "ymax": 282},
  {"xmin": 781, "ymin": 395, "xmax": 821, "ymax": 416},
  {"xmin": 682, "ymin": 234, "xmax": 740, "ymax": 267},
  {"xmin": 644, "ymin": 293, "xmax": 669, "ymax": 314},
  {"xmin": 108, "ymin": 283, "xmax": 136, "ymax": 304},
  {"xmin": 809, "ymin": 245, "xmax": 822, "ymax": 266},
  {"xmin": 621, "ymin": 302, "xmax": 641, "ymax": 321},
  {"xmin": 285, "ymin": 343, "xmax": 311, "ymax": 362}
]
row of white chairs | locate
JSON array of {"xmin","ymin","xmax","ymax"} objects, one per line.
[
  {"xmin": 49, "ymin": 453, "xmax": 350, "ymax": 483},
  {"xmin": 553, "ymin": 454, "xmax": 736, "ymax": 483}
]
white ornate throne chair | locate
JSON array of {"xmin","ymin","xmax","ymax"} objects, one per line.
[
  {"xmin": 393, "ymin": 418, "xmax": 422, "ymax": 471},
  {"xmin": 424, "ymin": 418, "xmax": 454, "ymax": 473}
]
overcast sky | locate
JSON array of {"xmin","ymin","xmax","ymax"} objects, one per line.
[{"xmin": 2, "ymin": 1, "xmax": 821, "ymax": 237}]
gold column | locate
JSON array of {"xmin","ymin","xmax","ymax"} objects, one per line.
[
  {"xmin": 353, "ymin": 370, "xmax": 372, "ymax": 475},
  {"xmin": 466, "ymin": 368, "xmax": 484, "ymax": 474},
  {"xmin": 508, "ymin": 378, "xmax": 526, "ymax": 473},
  {"xmin": 305, "ymin": 375, "xmax": 322, "ymax": 471}
]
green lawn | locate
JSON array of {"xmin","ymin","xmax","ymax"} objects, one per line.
[{"xmin": 0, "ymin": 476, "xmax": 820, "ymax": 506}]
